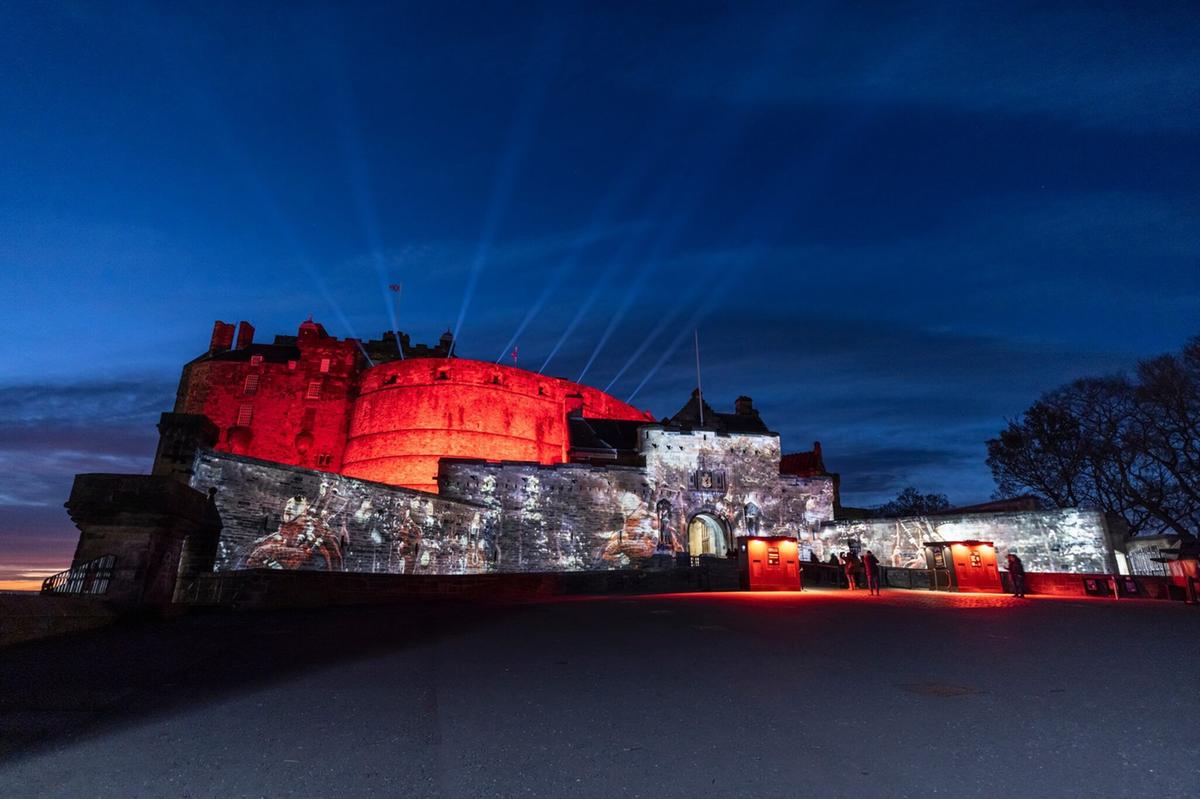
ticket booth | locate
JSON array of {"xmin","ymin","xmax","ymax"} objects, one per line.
[
  {"xmin": 737, "ymin": 536, "xmax": 802, "ymax": 591},
  {"xmin": 924, "ymin": 540, "xmax": 1002, "ymax": 593}
]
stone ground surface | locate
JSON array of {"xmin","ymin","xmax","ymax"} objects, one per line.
[{"xmin": 0, "ymin": 589, "xmax": 1197, "ymax": 798}]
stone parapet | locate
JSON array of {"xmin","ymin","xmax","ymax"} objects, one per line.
[
  {"xmin": 65, "ymin": 474, "xmax": 222, "ymax": 608},
  {"xmin": 177, "ymin": 562, "xmax": 740, "ymax": 609}
]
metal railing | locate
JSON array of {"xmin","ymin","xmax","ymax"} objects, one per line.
[{"xmin": 41, "ymin": 554, "xmax": 116, "ymax": 596}]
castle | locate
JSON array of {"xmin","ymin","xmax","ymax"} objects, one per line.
[
  {"xmin": 65, "ymin": 319, "xmax": 834, "ymax": 598},
  {"xmin": 56, "ymin": 317, "xmax": 1125, "ymax": 607}
]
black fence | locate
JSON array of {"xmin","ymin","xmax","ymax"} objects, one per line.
[{"xmin": 41, "ymin": 554, "xmax": 116, "ymax": 596}]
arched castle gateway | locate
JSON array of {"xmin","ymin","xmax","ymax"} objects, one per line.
[{"xmin": 94, "ymin": 319, "xmax": 837, "ymax": 577}]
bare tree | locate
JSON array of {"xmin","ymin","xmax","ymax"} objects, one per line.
[{"xmin": 987, "ymin": 337, "xmax": 1200, "ymax": 539}]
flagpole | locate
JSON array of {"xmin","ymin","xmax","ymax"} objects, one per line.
[
  {"xmin": 694, "ymin": 329, "xmax": 704, "ymax": 428},
  {"xmin": 389, "ymin": 283, "xmax": 404, "ymax": 360}
]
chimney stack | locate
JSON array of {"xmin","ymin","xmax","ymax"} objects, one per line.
[
  {"xmin": 209, "ymin": 321, "xmax": 235, "ymax": 353},
  {"xmin": 235, "ymin": 321, "xmax": 255, "ymax": 350},
  {"xmin": 734, "ymin": 395, "xmax": 755, "ymax": 416}
]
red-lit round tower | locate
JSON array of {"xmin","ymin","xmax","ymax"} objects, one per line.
[
  {"xmin": 342, "ymin": 357, "xmax": 652, "ymax": 492},
  {"xmin": 176, "ymin": 320, "xmax": 653, "ymax": 494}
]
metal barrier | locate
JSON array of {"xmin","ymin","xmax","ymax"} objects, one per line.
[
  {"xmin": 41, "ymin": 554, "xmax": 116, "ymax": 596},
  {"xmin": 800, "ymin": 563, "xmax": 845, "ymax": 587}
]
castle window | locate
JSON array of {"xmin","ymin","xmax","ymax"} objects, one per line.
[
  {"xmin": 306, "ymin": 380, "xmax": 322, "ymax": 400},
  {"xmin": 316, "ymin": 454, "xmax": 333, "ymax": 467},
  {"xmin": 236, "ymin": 403, "xmax": 253, "ymax": 427},
  {"xmin": 491, "ymin": 374, "xmax": 502, "ymax": 385},
  {"xmin": 242, "ymin": 374, "xmax": 260, "ymax": 395},
  {"xmin": 250, "ymin": 355, "xmax": 264, "ymax": 366},
  {"xmin": 320, "ymin": 358, "xmax": 331, "ymax": 373},
  {"xmin": 287, "ymin": 360, "xmax": 297, "ymax": 370},
  {"xmin": 437, "ymin": 368, "xmax": 450, "ymax": 380}
]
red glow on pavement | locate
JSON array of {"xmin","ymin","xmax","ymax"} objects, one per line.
[{"xmin": 590, "ymin": 587, "xmax": 1172, "ymax": 609}]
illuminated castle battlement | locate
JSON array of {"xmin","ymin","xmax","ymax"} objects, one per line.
[
  {"xmin": 59, "ymin": 318, "xmax": 1119, "ymax": 602},
  {"xmin": 65, "ymin": 317, "xmax": 839, "ymax": 592},
  {"xmin": 177, "ymin": 319, "xmax": 653, "ymax": 491}
]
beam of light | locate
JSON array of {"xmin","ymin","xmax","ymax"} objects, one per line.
[
  {"xmin": 304, "ymin": 10, "xmax": 399, "ymax": 340},
  {"xmin": 607, "ymin": 255, "xmax": 731, "ymax": 397},
  {"xmin": 609, "ymin": 15, "xmax": 900, "ymax": 396},
  {"xmin": 574, "ymin": 213, "xmax": 692, "ymax": 385},
  {"xmin": 537, "ymin": 258, "xmax": 618, "ymax": 374},
  {"xmin": 543, "ymin": 148, "xmax": 709, "ymax": 376},
  {"xmin": 625, "ymin": 262, "xmax": 751, "ymax": 404},
  {"xmin": 513, "ymin": 2, "xmax": 819, "ymax": 376},
  {"xmin": 569, "ymin": 173, "xmax": 721, "ymax": 384},
  {"xmin": 452, "ymin": 17, "xmax": 567, "ymax": 350},
  {"xmin": 136, "ymin": 2, "xmax": 374, "ymax": 361},
  {"xmin": 496, "ymin": 105, "xmax": 681, "ymax": 366},
  {"xmin": 538, "ymin": 210, "xmax": 669, "ymax": 376},
  {"xmin": 571, "ymin": 4, "xmax": 827, "ymax": 385},
  {"xmin": 601, "ymin": 278, "xmax": 710, "ymax": 394},
  {"xmin": 587, "ymin": 2, "xmax": 890, "ymax": 394},
  {"xmin": 495, "ymin": 235, "xmax": 595, "ymax": 364}
]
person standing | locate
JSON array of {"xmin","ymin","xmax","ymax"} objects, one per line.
[
  {"xmin": 827, "ymin": 552, "xmax": 842, "ymax": 587},
  {"xmin": 1006, "ymin": 552, "xmax": 1027, "ymax": 598},
  {"xmin": 843, "ymin": 551, "xmax": 859, "ymax": 590},
  {"xmin": 863, "ymin": 549, "xmax": 881, "ymax": 595}
]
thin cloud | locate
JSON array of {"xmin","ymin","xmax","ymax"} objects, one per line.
[{"xmin": 619, "ymin": 4, "xmax": 1200, "ymax": 132}]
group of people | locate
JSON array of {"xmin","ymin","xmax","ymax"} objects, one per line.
[
  {"xmin": 827, "ymin": 550, "xmax": 882, "ymax": 595},
  {"xmin": 818, "ymin": 547, "xmax": 1029, "ymax": 598}
]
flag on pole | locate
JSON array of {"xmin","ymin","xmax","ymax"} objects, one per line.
[{"xmin": 388, "ymin": 283, "xmax": 401, "ymax": 292}]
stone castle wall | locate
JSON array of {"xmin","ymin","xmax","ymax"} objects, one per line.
[
  {"xmin": 438, "ymin": 430, "xmax": 836, "ymax": 570},
  {"xmin": 640, "ymin": 428, "xmax": 835, "ymax": 538},
  {"xmin": 438, "ymin": 461, "xmax": 656, "ymax": 570},
  {"xmin": 191, "ymin": 424, "xmax": 837, "ymax": 577},
  {"xmin": 192, "ymin": 451, "xmax": 498, "ymax": 575},
  {"xmin": 816, "ymin": 509, "xmax": 1116, "ymax": 573}
]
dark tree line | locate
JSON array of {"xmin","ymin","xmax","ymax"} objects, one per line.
[
  {"xmin": 874, "ymin": 486, "xmax": 952, "ymax": 517},
  {"xmin": 987, "ymin": 337, "xmax": 1200, "ymax": 538}
]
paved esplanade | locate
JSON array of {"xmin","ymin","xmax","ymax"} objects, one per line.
[{"xmin": 1, "ymin": 590, "xmax": 1196, "ymax": 798}]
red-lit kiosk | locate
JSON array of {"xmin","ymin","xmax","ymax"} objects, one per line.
[
  {"xmin": 924, "ymin": 540, "xmax": 1003, "ymax": 593},
  {"xmin": 737, "ymin": 536, "xmax": 802, "ymax": 591}
]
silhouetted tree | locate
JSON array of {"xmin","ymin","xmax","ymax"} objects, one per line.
[
  {"xmin": 876, "ymin": 486, "xmax": 952, "ymax": 517},
  {"xmin": 987, "ymin": 337, "xmax": 1200, "ymax": 538}
]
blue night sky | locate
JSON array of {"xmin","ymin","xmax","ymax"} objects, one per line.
[{"xmin": 2, "ymin": 1, "xmax": 1198, "ymax": 576}]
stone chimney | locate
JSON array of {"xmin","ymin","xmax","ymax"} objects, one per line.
[
  {"xmin": 235, "ymin": 320, "xmax": 255, "ymax": 350},
  {"xmin": 209, "ymin": 321, "xmax": 235, "ymax": 353},
  {"xmin": 734, "ymin": 396, "xmax": 755, "ymax": 415}
]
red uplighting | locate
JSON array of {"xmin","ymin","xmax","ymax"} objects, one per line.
[
  {"xmin": 178, "ymin": 320, "xmax": 654, "ymax": 494},
  {"xmin": 343, "ymin": 357, "xmax": 651, "ymax": 491}
]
